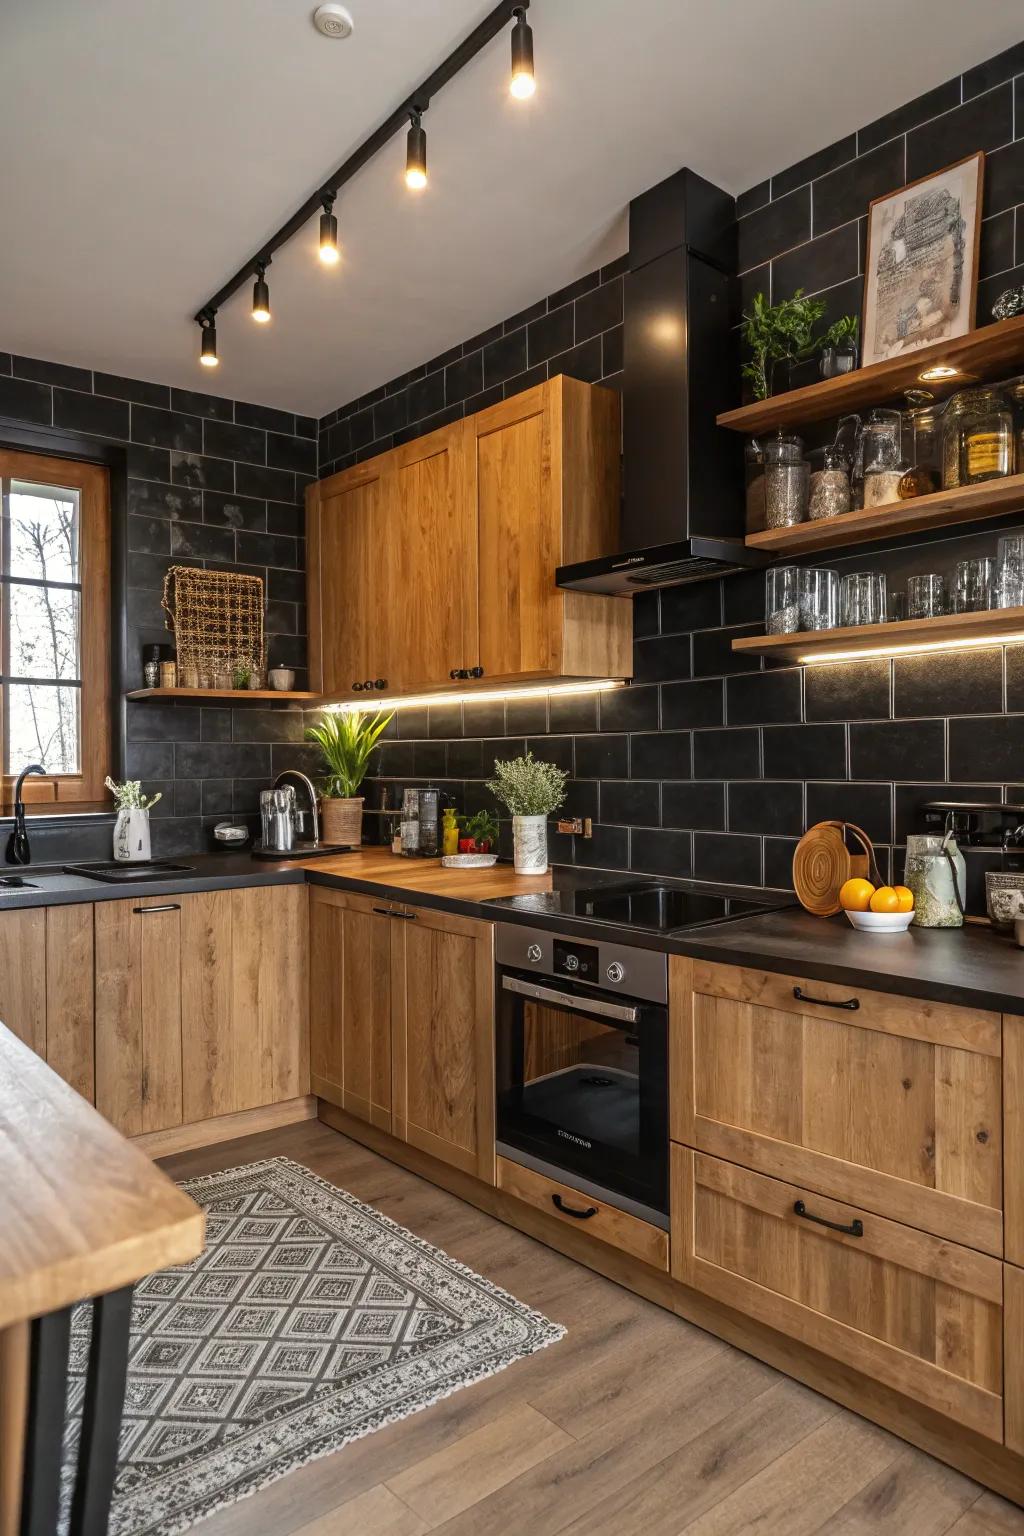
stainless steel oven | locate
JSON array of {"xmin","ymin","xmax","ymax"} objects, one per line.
[{"xmin": 494, "ymin": 923, "xmax": 668, "ymax": 1228}]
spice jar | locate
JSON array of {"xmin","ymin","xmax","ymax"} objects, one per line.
[
  {"xmin": 142, "ymin": 643, "xmax": 161, "ymax": 689},
  {"xmin": 959, "ymin": 386, "xmax": 1014, "ymax": 484},
  {"xmin": 158, "ymin": 649, "xmax": 177, "ymax": 689},
  {"xmin": 807, "ymin": 446, "xmax": 850, "ymax": 521},
  {"xmin": 941, "ymin": 390, "xmax": 973, "ymax": 488},
  {"xmin": 765, "ymin": 566, "xmax": 799, "ymax": 634},
  {"xmin": 744, "ymin": 439, "xmax": 765, "ymax": 530},
  {"xmin": 763, "ymin": 432, "xmax": 808, "ymax": 528},
  {"xmin": 860, "ymin": 408, "xmax": 903, "ymax": 508}
]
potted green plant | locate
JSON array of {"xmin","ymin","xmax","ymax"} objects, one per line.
[
  {"xmin": 457, "ymin": 809, "xmax": 499, "ymax": 854},
  {"xmin": 486, "ymin": 750, "xmax": 568, "ymax": 875},
  {"xmin": 304, "ymin": 709, "xmax": 392, "ymax": 846},
  {"xmin": 105, "ymin": 776, "xmax": 162, "ymax": 863},
  {"xmin": 818, "ymin": 314, "xmax": 859, "ymax": 379},
  {"xmin": 740, "ymin": 289, "xmax": 826, "ymax": 400}
]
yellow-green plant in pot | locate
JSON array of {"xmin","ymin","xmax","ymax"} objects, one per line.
[{"xmin": 304, "ymin": 709, "xmax": 392, "ymax": 847}]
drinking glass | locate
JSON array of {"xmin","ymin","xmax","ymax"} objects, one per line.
[
  {"xmin": 995, "ymin": 534, "xmax": 1024, "ymax": 609},
  {"xmin": 887, "ymin": 590, "xmax": 907, "ymax": 622},
  {"xmin": 840, "ymin": 572, "xmax": 886, "ymax": 627},
  {"xmin": 765, "ymin": 566, "xmax": 800, "ymax": 634},
  {"xmin": 906, "ymin": 573, "xmax": 946, "ymax": 619},
  {"xmin": 953, "ymin": 557, "xmax": 995, "ymax": 613},
  {"xmin": 798, "ymin": 568, "xmax": 839, "ymax": 631}
]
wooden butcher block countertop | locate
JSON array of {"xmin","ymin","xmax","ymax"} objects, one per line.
[{"xmin": 299, "ymin": 848, "xmax": 552, "ymax": 910}]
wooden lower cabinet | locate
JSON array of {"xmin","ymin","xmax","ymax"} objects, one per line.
[
  {"xmin": 95, "ymin": 898, "xmax": 183, "ymax": 1135},
  {"xmin": 0, "ymin": 904, "xmax": 94, "ymax": 1101},
  {"xmin": 1008, "ymin": 1265, "xmax": 1024, "ymax": 1455},
  {"xmin": 671, "ymin": 1144, "xmax": 1004, "ymax": 1442},
  {"xmin": 309, "ymin": 888, "xmax": 392, "ymax": 1130},
  {"xmin": 497, "ymin": 1155, "xmax": 668, "ymax": 1270},
  {"xmin": 310, "ymin": 889, "xmax": 495, "ymax": 1182}
]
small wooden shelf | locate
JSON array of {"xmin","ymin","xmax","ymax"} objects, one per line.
[
  {"xmin": 718, "ymin": 315, "xmax": 1024, "ymax": 435},
  {"xmin": 125, "ymin": 687, "xmax": 319, "ymax": 703},
  {"xmin": 732, "ymin": 605, "xmax": 1024, "ymax": 665},
  {"xmin": 746, "ymin": 472, "xmax": 1024, "ymax": 556}
]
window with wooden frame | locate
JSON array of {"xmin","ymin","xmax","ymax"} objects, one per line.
[{"xmin": 0, "ymin": 449, "xmax": 111, "ymax": 807}]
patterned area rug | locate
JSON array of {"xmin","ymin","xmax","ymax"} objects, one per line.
[{"xmin": 62, "ymin": 1156, "xmax": 565, "ymax": 1536}]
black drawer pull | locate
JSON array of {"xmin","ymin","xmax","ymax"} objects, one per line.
[
  {"xmin": 389, "ymin": 910, "xmax": 417, "ymax": 921},
  {"xmin": 793, "ymin": 1199, "xmax": 863, "ymax": 1237},
  {"xmin": 133, "ymin": 903, "xmax": 180, "ymax": 914},
  {"xmin": 551, "ymin": 1193, "xmax": 598, "ymax": 1220},
  {"xmin": 793, "ymin": 985, "xmax": 859, "ymax": 1012}
]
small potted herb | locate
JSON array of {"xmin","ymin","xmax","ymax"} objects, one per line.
[
  {"xmin": 105, "ymin": 776, "xmax": 162, "ymax": 863},
  {"xmin": 457, "ymin": 810, "xmax": 499, "ymax": 854},
  {"xmin": 304, "ymin": 709, "xmax": 392, "ymax": 846},
  {"xmin": 486, "ymin": 750, "xmax": 568, "ymax": 875},
  {"xmin": 741, "ymin": 289, "xmax": 826, "ymax": 400},
  {"xmin": 819, "ymin": 314, "xmax": 859, "ymax": 379}
]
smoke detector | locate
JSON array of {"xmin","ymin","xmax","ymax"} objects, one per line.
[{"xmin": 312, "ymin": 4, "xmax": 354, "ymax": 38}]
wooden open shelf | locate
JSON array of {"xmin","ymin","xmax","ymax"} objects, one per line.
[
  {"xmin": 732, "ymin": 605, "xmax": 1024, "ymax": 665},
  {"xmin": 125, "ymin": 687, "xmax": 319, "ymax": 703},
  {"xmin": 746, "ymin": 471, "xmax": 1024, "ymax": 556},
  {"xmin": 718, "ymin": 315, "xmax": 1024, "ymax": 435}
]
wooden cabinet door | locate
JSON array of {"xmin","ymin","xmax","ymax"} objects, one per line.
[
  {"xmin": 1007, "ymin": 1264, "xmax": 1024, "ymax": 1454},
  {"xmin": 1006, "ymin": 1014, "xmax": 1024, "ymax": 1267},
  {"xmin": 468, "ymin": 382, "xmax": 560, "ymax": 680},
  {"xmin": 385, "ymin": 424, "xmax": 476, "ymax": 690},
  {"xmin": 672, "ymin": 1146, "xmax": 1004, "ymax": 1443},
  {"xmin": 0, "ymin": 906, "xmax": 93, "ymax": 1101},
  {"xmin": 309, "ymin": 887, "xmax": 392, "ymax": 1130},
  {"xmin": 181, "ymin": 885, "xmax": 308, "ymax": 1123},
  {"xmin": 671, "ymin": 958, "xmax": 1003, "ymax": 1255},
  {"xmin": 95, "ymin": 898, "xmax": 182, "ymax": 1135},
  {"xmin": 307, "ymin": 460, "xmax": 389, "ymax": 696},
  {"xmin": 391, "ymin": 903, "xmax": 494, "ymax": 1181}
]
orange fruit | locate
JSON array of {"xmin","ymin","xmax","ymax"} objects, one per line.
[
  {"xmin": 869, "ymin": 886, "xmax": 901, "ymax": 913},
  {"xmin": 892, "ymin": 885, "xmax": 915, "ymax": 913},
  {"xmin": 839, "ymin": 877, "xmax": 875, "ymax": 912}
]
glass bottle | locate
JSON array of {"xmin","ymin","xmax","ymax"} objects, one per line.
[
  {"xmin": 142, "ymin": 644, "xmax": 161, "ymax": 689},
  {"xmin": 860, "ymin": 409, "xmax": 903, "ymax": 508},
  {"xmin": 958, "ymin": 387, "xmax": 1014, "ymax": 484},
  {"xmin": 762, "ymin": 432, "xmax": 808, "ymax": 528}
]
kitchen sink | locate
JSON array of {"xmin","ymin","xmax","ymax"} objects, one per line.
[
  {"xmin": 63, "ymin": 860, "xmax": 197, "ymax": 883},
  {"xmin": 0, "ymin": 875, "xmax": 37, "ymax": 890}
]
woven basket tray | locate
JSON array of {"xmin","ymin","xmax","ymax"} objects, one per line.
[
  {"xmin": 161, "ymin": 565, "xmax": 264, "ymax": 680},
  {"xmin": 792, "ymin": 820, "xmax": 882, "ymax": 917}
]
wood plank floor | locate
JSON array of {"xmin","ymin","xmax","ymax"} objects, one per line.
[{"xmin": 159, "ymin": 1120, "xmax": 1024, "ymax": 1536}]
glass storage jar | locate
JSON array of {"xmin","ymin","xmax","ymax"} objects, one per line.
[
  {"xmin": 763, "ymin": 432, "xmax": 808, "ymax": 528},
  {"xmin": 941, "ymin": 390, "xmax": 974, "ymax": 489},
  {"xmin": 958, "ymin": 386, "xmax": 1014, "ymax": 484},
  {"xmin": 861, "ymin": 408, "xmax": 903, "ymax": 508},
  {"xmin": 901, "ymin": 401, "xmax": 943, "ymax": 492},
  {"xmin": 765, "ymin": 566, "xmax": 799, "ymax": 634},
  {"xmin": 807, "ymin": 446, "xmax": 851, "ymax": 521},
  {"xmin": 903, "ymin": 833, "xmax": 965, "ymax": 928},
  {"xmin": 1006, "ymin": 378, "xmax": 1024, "ymax": 472}
]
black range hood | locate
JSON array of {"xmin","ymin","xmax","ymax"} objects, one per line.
[{"xmin": 556, "ymin": 167, "xmax": 766, "ymax": 595}]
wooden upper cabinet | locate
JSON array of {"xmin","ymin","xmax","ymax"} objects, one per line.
[{"xmin": 306, "ymin": 375, "xmax": 632, "ymax": 699}]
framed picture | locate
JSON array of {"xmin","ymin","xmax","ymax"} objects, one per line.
[{"xmin": 862, "ymin": 151, "xmax": 984, "ymax": 367}]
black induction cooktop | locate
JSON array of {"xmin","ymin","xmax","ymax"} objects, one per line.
[{"xmin": 487, "ymin": 876, "xmax": 790, "ymax": 935}]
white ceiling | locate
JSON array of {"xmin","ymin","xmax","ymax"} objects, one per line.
[{"xmin": 2, "ymin": 1, "xmax": 1021, "ymax": 418}]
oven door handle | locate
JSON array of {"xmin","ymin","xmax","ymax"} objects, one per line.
[{"xmin": 501, "ymin": 974, "xmax": 640, "ymax": 1024}]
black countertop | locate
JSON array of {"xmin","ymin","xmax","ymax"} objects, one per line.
[{"xmin": 2, "ymin": 851, "xmax": 1022, "ymax": 1014}]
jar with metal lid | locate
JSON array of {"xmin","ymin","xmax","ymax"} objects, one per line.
[
  {"xmin": 763, "ymin": 431, "xmax": 808, "ymax": 528},
  {"xmin": 940, "ymin": 390, "xmax": 974, "ymax": 488},
  {"xmin": 860, "ymin": 409, "xmax": 903, "ymax": 508},
  {"xmin": 958, "ymin": 386, "xmax": 1013, "ymax": 484}
]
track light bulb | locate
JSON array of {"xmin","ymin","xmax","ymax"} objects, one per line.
[
  {"xmin": 405, "ymin": 113, "xmax": 427, "ymax": 190},
  {"xmin": 199, "ymin": 317, "xmax": 218, "ymax": 367},
  {"xmin": 319, "ymin": 205, "xmax": 340, "ymax": 264},
  {"xmin": 252, "ymin": 264, "xmax": 271, "ymax": 323},
  {"xmin": 510, "ymin": 7, "xmax": 535, "ymax": 98}
]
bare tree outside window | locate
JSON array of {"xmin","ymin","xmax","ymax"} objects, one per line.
[{"xmin": 1, "ymin": 479, "xmax": 82, "ymax": 776}]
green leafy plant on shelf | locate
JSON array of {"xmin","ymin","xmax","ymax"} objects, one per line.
[
  {"xmin": 820, "ymin": 313, "xmax": 859, "ymax": 350},
  {"xmin": 486, "ymin": 750, "xmax": 568, "ymax": 817},
  {"xmin": 741, "ymin": 289, "xmax": 825, "ymax": 400},
  {"xmin": 304, "ymin": 709, "xmax": 393, "ymax": 799}
]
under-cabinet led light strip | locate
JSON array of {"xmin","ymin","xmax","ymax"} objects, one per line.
[
  {"xmin": 327, "ymin": 679, "xmax": 622, "ymax": 713},
  {"xmin": 797, "ymin": 631, "xmax": 1024, "ymax": 663}
]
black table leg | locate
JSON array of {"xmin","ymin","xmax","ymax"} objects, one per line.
[
  {"xmin": 68, "ymin": 1285, "xmax": 133, "ymax": 1536},
  {"xmin": 19, "ymin": 1306, "xmax": 71, "ymax": 1536}
]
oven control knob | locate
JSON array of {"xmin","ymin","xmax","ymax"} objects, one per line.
[
  {"xmin": 564, "ymin": 954, "xmax": 579, "ymax": 972},
  {"xmin": 606, "ymin": 961, "xmax": 625, "ymax": 984},
  {"xmin": 526, "ymin": 943, "xmax": 543, "ymax": 963}
]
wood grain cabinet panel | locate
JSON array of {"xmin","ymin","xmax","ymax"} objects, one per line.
[
  {"xmin": 309, "ymin": 887, "xmax": 392, "ymax": 1131},
  {"xmin": 1007, "ymin": 1264, "xmax": 1024, "ymax": 1454},
  {"xmin": 1006, "ymin": 1014, "xmax": 1024, "ymax": 1267},
  {"xmin": 391, "ymin": 904, "xmax": 495, "ymax": 1182},
  {"xmin": 0, "ymin": 909, "xmax": 46, "ymax": 1057},
  {"xmin": 671, "ymin": 958, "xmax": 1003, "ymax": 1255},
  {"xmin": 95, "ymin": 898, "xmax": 182, "ymax": 1136},
  {"xmin": 307, "ymin": 461, "xmax": 389, "ymax": 696},
  {"xmin": 671, "ymin": 1146, "xmax": 1004, "ymax": 1442},
  {"xmin": 497, "ymin": 1155, "xmax": 668, "ymax": 1270},
  {"xmin": 0, "ymin": 906, "xmax": 93, "ymax": 1101}
]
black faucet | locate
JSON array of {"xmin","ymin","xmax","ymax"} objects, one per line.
[{"xmin": 5, "ymin": 764, "xmax": 45, "ymax": 865}]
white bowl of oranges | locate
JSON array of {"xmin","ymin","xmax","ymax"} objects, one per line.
[{"xmin": 839, "ymin": 878, "xmax": 915, "ymax": 932}]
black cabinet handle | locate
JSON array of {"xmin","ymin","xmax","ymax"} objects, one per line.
[
  {"xmin": 450, "ymin": 668, "xmax": 461, "ymax": 680},
  {"xmin": 551, "ymin": 1193, "xmax": 598, "ymax": 1220},
  {"xmin": 374, "ymin": 679, "xmax": 387, "ymax": 690},
  {"xmin": 363, "ymin": 680, "xmax": 374, "ymax": 692},
  {"xmin": 468, "ymin": 666, "xmax": 484, "ymax": 678},
  {"xmin": 793, "ymin": 1199, "xmax": 863, "ymax": 1237},
  {"xmin": 793, "ymin": 985, "xmax": 859, "ymax": 1012},
  {"xmin": 389, "ymin": 910, "xmax": 417, "ymax": 921},
  {"xmin": 133, "ymin": 903, "xmax": 180, "ymax": 915},
  {"xmin": 352, "ymin": 681, "xmax": 365, "ymax": 692},
  {"xmin": 372, "ymin": 906, "xmax": 392, "ymax": 916}
]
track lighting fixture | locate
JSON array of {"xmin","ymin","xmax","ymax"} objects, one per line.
[
  {"xmin": 405, "ymin": 110, "xmax": 427, "ymax": 190},
  {"xmin": 199, "ymin": 312, "xmax": 218, "ymax": 367},
  {"xmin": 509, "ymin": 6, "xmax": 535, "ymax": 98},
  {"xmin": 251, "ymin": 261, "xmax": 271, "ymax": 323},
  {"xmin": 319, "ymin": 192, "xmax": 340, "ymax": 264}
]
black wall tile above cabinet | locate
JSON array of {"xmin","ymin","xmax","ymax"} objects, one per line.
[
  {"xmin": 630, "ymin": 731, "xmax": 691, "ymax": 781},
  {"xmin": 664, "ymin": 781, "xmax": 725, "ymax": 831},
  {"xmin": 804, "ymin": 660, "xmax": 891, "ymax": 722},
  {"xmin": 600, "ymin": 779, "xmax": 660, "ymax": 827},
  {"xmin": 630, "ymin": 827, "xmax": 691, "ymax": 879},
  {"xmin": 771, "ymin": 221, "xmax": 860, "ymax": 299},
  {"xmin": 729, "ymin": 780, "xmax": 803, "ymax": 836},
  {"xmin": 726, "ymin": 668, "xmax": 801, "ymax": 726},
  {"xmin": 692, "ymin": 727, "xmax": 761, "ymax": 781},
  {"xmin": 574, "ymin": 734, "xmax": 629, "ymax": 780},
  {"xmin": 661, "ymin": 679, "xmax": 724, "ymax": 730},
  {"xmin": 599, "ymin": 685, "xmax": 659, "ymax": 733},
  {"xmin": 906, "ymin": 83, "xmax": 1013, "ymax": 181},
  {"xmin": 805, "ymin": 781, "xmax": 893, "ymax": 845},
  {"xmin": 763, "ymin": 724, "xmax": 847, "ymax": 781},
  {"xmin": 893, "ymin": 649, "xmax": 1003, "ymax": 718},
  {"xmin": 811, "ymin": 139, "xmax": 905, "ymax": 238},
  {"xmin": 693, "ymin": 832, "xmax": 762, "ymax": 886},
  {"xmin": 949, "ymin": 714, "xmax": 1024, "ymax": 781},
  {"xmin": 849, "ymin": 719, "xmax": 946, "ymax": 782},
  {"xmin": 738, "ymin": 185, "xmax": 811, "ymax": 271}
]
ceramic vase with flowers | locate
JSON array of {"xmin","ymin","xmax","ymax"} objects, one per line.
[
  {"xmin": 105, "ymin": 776, "xmax": 162, "ymax": 863},
  {"xmin": 486, "ymin": 751, "xmax": 568, "ymax": 875}
]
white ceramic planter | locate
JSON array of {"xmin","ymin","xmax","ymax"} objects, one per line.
[
  {"xmin": 113, "ymin": 807, "xmax": 152, "ymax": 863},
  {"xmin": 512, "ymin": 814, "xmax": 548, "ymax": 875}
]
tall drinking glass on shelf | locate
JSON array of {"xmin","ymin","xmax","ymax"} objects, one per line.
[
  {"xmin": 798, "ymin": 568, "xmax": 839, "ymax": 631},
  {"xmin": 995, "ymin": 534, "xmax": 1024, "ymax": 609},
  {"xmin": 907, "ymin": 573, "xmax": 946, "ymax": 619},
  {"xmin": 840, "ymin": 572, "xmax": 886, "ymax": 627},
  {"xmin": 766, "ymin": 566, "xmax": 800, "ymax": 634},
  {"xmin": 953, "ymin": 557, "xmax": 995, "ymax": 613}
]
